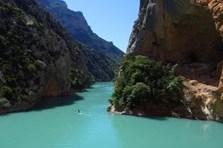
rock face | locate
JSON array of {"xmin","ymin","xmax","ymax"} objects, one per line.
[
  {"xmin": 207, "ymin": 0, "xmax": 223, "ymax": 40},
  {"xmin": 121, "ymin": 0, "xmax": 223, "ymax": 121},
  {"xmin": 36, "ymin": 0, "xmax": 124, "ymax": 81},
  {"xmin": 0, "ymin": 0, "xmax": 92, "ymax": 113},
  {"xmin": 129, "ymin": 0, "xmax": 223, "ymax": 63}
]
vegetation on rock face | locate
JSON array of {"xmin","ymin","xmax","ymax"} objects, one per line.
[
  {"xmin": 0, "ymin": 1, "xmax": 42, "ymax": 106},
  {"xmin": 0, "ymin": 0, "xmax": 93, "ymax": 111},
  {"xmin": 111, "ymin": 55, "xmax": 183, "ymax": 111}
]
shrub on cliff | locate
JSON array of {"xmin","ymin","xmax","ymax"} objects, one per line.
[{"xmin": 111, "ymin": 55, "xmax": 183, "ymax": 111}]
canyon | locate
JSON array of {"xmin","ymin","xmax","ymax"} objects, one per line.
[
  {"xmin": 1, "ymin": 1, "xmax": 223, "ymax": 147},
  {"xmin": 0, "ymin": 0, "xmax": 122, "ymax": 113},
  {"xmin": 1, "ymin": 0, "xmax": 223, "ymax": 121}
]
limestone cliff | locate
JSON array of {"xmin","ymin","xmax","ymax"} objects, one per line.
[
  {"xmin": 0, "ymin": 0, "xmax": 92, "ymax": 113},
  {"xmin": 122, "ymin": 0, "xmax": 223, "ymax": 121}
]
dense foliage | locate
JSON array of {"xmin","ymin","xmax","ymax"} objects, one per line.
[
  {"xmin": 111, "ymin": 55, "xmax": 183, "ymax": 111},
  {"xmin": 0, "ymin": 0, "xmax": 92, "ymax": 109}
]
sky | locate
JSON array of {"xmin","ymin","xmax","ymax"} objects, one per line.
[{"xmin": 64, "ymin": 0, "xmax": 139, "ymax": 52}]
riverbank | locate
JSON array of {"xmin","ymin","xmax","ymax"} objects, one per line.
[
  {"xmin": 108, "ymin": 104, "xmax": 213, "ymax": 121},
  {"xmin": 0, "ymin": 85, "xmax": 91, "ymax": 115}
]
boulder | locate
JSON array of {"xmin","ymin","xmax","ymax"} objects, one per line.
[{"xmin": 0, "ymin": 98, "xmax": 11, "ymax": 108}]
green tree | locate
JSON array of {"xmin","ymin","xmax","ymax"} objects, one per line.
[{"xmin": 111, "ymin": 55, "xmax": 183, "ymax": 110}]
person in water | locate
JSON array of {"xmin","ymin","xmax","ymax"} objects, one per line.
[{"xmin": 77, "ymin": 109, "xmax": 80, "ymax": 113}]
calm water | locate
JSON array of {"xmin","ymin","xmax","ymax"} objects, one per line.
[{"xmin": 0, "ymin": 82, "xmax": 223, "ymax": 148}]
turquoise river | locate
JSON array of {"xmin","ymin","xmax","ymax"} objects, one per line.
[{"xmin": 0, "ymin": 82, "xmax": 223, "ymax": 148}]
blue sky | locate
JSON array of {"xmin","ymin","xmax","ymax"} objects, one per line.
[{"xmin": 64, "ymin": 0, "xmax": 139, "ymax": 52}]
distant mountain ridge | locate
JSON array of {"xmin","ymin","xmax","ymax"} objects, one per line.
[{"xmin": 36, "ymin": 0, "xmax": 124, "ymax": 81}]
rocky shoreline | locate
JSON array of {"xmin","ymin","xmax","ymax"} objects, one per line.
[
  {"xmin": 0, "ymin": 84, "xmax": 89, "ymax": 115},
  {"xmin": 108, "ymin": 80, "xmax": 223, "ymax": 122},
  {"xmin": 108, "ymin": 104, "xmax": 220, "ymax": 121}
]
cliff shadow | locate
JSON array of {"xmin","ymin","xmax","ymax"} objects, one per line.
[
  {"xmin": 31, "ymin": 94, "xmax": 84, "ymax": 111},
  {"xmin": 127, "ymin": 114, "xmax": 168, "ymax": 121}
]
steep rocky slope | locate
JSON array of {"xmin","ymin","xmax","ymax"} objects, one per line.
[
  {"xmin": 0, "ymin": 0, "xmax": 93, "ymax": 113},
  {"xmin": 112, "ymin": 0, "xmax": 223, "ymax": 121},
  {"xmin": 36, "ymin": 0, "xmax": 124, "ymax": 81}
]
